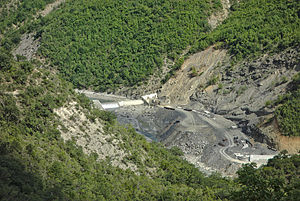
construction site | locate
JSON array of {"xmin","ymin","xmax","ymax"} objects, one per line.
[{"xmin": 77, "ymin": 90, "xmax": 277, "ymax": 176}]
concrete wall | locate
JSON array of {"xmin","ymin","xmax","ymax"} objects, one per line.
[
  {"xmin": 119, "ymin": 100, "xmax": 144, "ymax": 107},
  {"xmin": 99, "ymin": 100, "xmax": 144, "ymax": 109},
  {"xmin": 92, "ymin": 100, "xmax": 103, "ymax": 110},
  {"xmin": 249, "ymin": 155, "xmax": 275, "ymax": 163}
]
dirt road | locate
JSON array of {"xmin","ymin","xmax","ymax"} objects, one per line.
[{"xmin": 176, "ymin": 108, "xmax": 249, "ymax": 164}]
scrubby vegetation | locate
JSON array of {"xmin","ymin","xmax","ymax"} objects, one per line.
[
  {"xmin": 274, "ymin": 73, "xmax": 300, "ymax": 136},
  {"xmin": 232, "ymin": 151, "xmax": 300, "ymax": 201},
  {"xmin": 37, "ymin": 0, "xmax": 221, "ymax": 90},
  {"xmin": 191, "ymin": 0, "xmax": 300, "ymax": 62}
]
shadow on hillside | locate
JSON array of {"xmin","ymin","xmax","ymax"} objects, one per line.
[{"xmin": 0, "ymin": 154, "xmax": 64, "ymax": 201}]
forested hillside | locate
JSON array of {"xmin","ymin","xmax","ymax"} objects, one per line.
[
  {"xmin": 0, "ymin": 0, "xmax": 299, "ymax": 200},
  {"xmin": 0, "ymin": 0, "xmax": 55, "ymax": 34},
  {"xmin": 274, "ymin": 73, "xmax": 300, "ymax": 136},
  {"xmin": 0, "ymin": 0, "xmax": 58, "ymax": 58},
  {"xmin": 37, "ymin": 0, "xmax": 221, "ymax": 90},
  {"xmin": 189, "ymin": 0, "xmax": 300, "ymax": 137},
  {"xmin": 35, "ymin": 0, "xmax": 299, "ymax": 92},
  {"xmin": 191, "ymin": 0, "xmax": 299, "ymax": 62},
  {"xmin": 0, "ymin": 49, "xmax": 299, "ymax": 200},
  {"xmin": 0, "ymin": 48, "xmax": 236, "ymax": 200}
]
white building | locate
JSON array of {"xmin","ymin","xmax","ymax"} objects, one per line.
[{"xmin": 142, "ymin": 93, "xmax": 158, "ymax": 104}]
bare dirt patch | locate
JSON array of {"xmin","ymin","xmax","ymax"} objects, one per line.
[
  {"xmin": 37, "ymin": 0, "xmax": 65, "ymax": 17},
  {"xmin": 159, "ymin": 46, "xmax": 228, "ymax": 105},
  {"xmin": 208, "ymin": 0, "xmax": 231, "ymax": 29},
  {"xmin": 278, "ymin": 135, "xmax": 300, "ymax": 153},
  {"xmin": 260, "ymin": 118, "xmax": 300, "ymax": 154}
]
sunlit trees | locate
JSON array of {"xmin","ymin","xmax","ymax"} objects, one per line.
[{"xmin": 38, "ymin": 0, "xmax": 219, "ymax": 91}]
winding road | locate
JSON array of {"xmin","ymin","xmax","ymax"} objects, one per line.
[{"xmin": 176, "ymin": 108, "xmax": 250, "ymax": 164}]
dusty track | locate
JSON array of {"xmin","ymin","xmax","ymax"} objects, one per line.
[{"xmin": 178, "ymin": 108, "xmax": 249, "ymax": 164}]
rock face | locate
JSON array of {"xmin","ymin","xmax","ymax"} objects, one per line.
[
  {"xmin": 158, "ymin": 46, "xmax": 299, "ymax": 151},
  {"xmin": 242, "ymin": 124, "xmax": 276, "ymax": 147},
  {"xmin": 13, "ymin": 33, "xmax": 40, "ymax": 60},
  {"xmin": 188, "ymin": 47, "xmax": 299, "ymax": 150},
  {"xmin": 159, "ymin": 46, "xmax": 228, "ymax": 105},
  {"xmin": 54, "ymin": 101, "xmax": 140, "ymax": 173}
]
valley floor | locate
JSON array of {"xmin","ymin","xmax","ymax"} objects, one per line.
[{"xmin": 83, "ymin": 91, "xmax": 277, "ymax": 176}]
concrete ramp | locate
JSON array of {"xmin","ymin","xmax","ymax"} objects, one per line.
[{"xmin": 101, "ymin": 102, "xmax": 120, "ymax": 109}]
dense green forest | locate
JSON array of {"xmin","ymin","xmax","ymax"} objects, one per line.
[
  {"xmin": 37, "ymin": 0, "xmax": 221, "ymax": 90},
  {"xmin": 0, "ymin": 0, "xmax": 55, "ymax": 34},
  {"xmin": 232, "ymin": 152, "xmax": 300, "ymax": 201},
  {"xmin": 191, "ymin": 0, "xmax": 300, "ymax": 62},
  {"xmin": 36, "ymin": 0, "xmax": 300, "ymax": 91},
  {"xmin": 274, "ymin": 73, "xmax": 300, "ymax": 136}
]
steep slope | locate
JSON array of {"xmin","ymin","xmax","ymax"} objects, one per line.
[
  {"xmin": 1, "ymin": 0, "xmax": 299, "ymax": 200},
  {"xmin": 1, "ymin": 47, "xmax": 298, "ymax": 201},
  {"xmin": 1, "ymin": 50, "xmax": 236, "ymax": 200},
  {"xmin": 159, "ymin": 0, "xmax": 300, "ymax": 152},
  {"xmin": 159, "ymin": 46, "xmax": 228, "ymax": 105},
  {"xmin": 1, "ymin": 2, "xmax": 235, "ymax": 199},
  {"xmin": 0, "ymin": 3, "xmax": 235, "ymax": 197},
  {"xmin": 189, "ymin": 46, "xmax": 299, "ymax": 152},
  {"xmin": 36, "ymin": 0, "xmax": 221, "ymax": 91}
]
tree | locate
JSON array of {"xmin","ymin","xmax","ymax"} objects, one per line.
[
  {"xmin": 190, "ymin": 66, "xmax": 198, "ymax": 77},
  {"xmin": 232, "ymin": 153, "xmax": 300, "ymax": 201}
]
